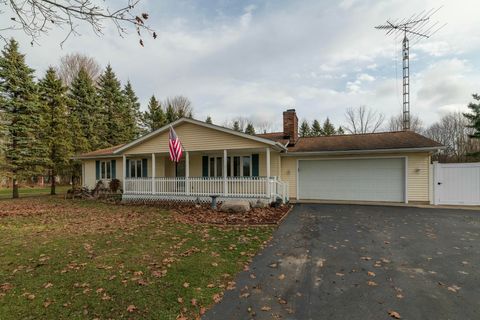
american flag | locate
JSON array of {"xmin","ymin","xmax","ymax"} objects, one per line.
[{"xmin": 168, "ymin": 126, "xmax": 183, "ymax": 162}]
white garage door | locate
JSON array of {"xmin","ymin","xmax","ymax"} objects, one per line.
[{"xmin": 298, "ymin": 158, "xmax": 405, "ymax": 202}]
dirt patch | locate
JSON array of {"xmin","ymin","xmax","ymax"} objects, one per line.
[{"xmin": 171, "ymin": 202, "xmax": 292, "ymax": 225}]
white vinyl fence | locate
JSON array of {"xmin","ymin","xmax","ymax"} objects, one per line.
[{"xmin": 433, "ymin": 162, "xmax": 480, "ymax": 205}]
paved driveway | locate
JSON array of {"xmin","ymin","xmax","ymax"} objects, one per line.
[{"xmin": 205, "ymin": 204, "xmax": 480, "ymax": 320}]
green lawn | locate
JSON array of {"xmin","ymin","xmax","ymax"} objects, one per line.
[
  {"xmin": 0, "ymin": 186, "xmax": 70, "ymax": 199},
  {"xmin": 0, "ymin": 197, "xmax": 273, "ymax": 319}
]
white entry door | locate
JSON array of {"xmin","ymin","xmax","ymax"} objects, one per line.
[
  {"xmin": 434, "ymin": 162, "xmax": 480, "ymax": 205},
  {"xmin": 298, "ymin": 158, "xmax": 406, "ymax": 202}
]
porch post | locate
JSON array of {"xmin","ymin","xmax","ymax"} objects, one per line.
[
  {"xmin": 122, "ymin": 154, "xmax": 126, "ymax": 192},
  {"xmin": 223, "ymin": 149, "xmax": 227, "ymax": 196},
  {"xmin": 266, "ymin": 147, "xmax": 271, "ymax": 199},
  {"xmin": 186, "ymin": 151, "xmax": 190, "ymax": 195},
  {"xmin": 152, "ymin": 153, "xmax": 156, "ymax": 194}
]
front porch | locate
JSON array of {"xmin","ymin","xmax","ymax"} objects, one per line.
[
  {"xmin": 121, "ymin": 147, "xmax": 289, "ymax": 203},
  {"xmin": 123, "ymin": 176, "xmax": 288, "ymax": 202}
]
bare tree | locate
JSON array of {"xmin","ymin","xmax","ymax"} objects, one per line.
[
  {"xmin": 387, "ymin": 114, "xmax": 424, "ymax": 133},
  {"xmin": 164, "ymin": 96, "xmax": 193, "ymax": 118},
  {"xmin": 424, "ymin": 111, "xmax": 480, "ymax": 162},
  {"xmin": 344, "ymin": 106, "xmax": 385, "ymax": 134},
  {"xmin": 0, "ymin": 0, "xmax": 156, "ymax": 46},
  {"xmin": 56, "ymin": 53, "xmax": 101, "ymax": 86},
  {"xmin": 254, "ymin": 119, "xmax": 277, "ymax": 134}
]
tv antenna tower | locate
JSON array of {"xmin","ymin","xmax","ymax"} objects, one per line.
[{"xmin": 375, "ymin": 8, "xmax": 446, "ymax": 130}]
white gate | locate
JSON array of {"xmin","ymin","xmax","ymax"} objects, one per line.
[{"xmin": 433, "ymin": 162, "xmax": 480, "ymax": 205}]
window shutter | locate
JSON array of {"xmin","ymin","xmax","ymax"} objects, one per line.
[
  {"xmin": 111, "ymin": 160, "xmax": 116, "ymax": 179},
  {"xmin": 202, "ymin": 156, "xmax": 209, "ymax": 177},
  {"xmin": 126, "ymin": 159, "xmax": 130, "ymax": 178},
  {"xmin": 252, "ymin": 154, "xmax": 259, "ymax": 177},
  {"xmin": 95, "ymin": 161, "xmax": 100, "ymax": 180},
  {"xmin": 142, "ymin": 159, "xmax": 148, "ymax": 177}
]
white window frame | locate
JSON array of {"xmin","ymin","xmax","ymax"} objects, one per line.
[
  {"xmin": 129, "ymin": 159, "xmax": 144, "ymax": 178},
  {"xmin": 100, "ymin": 160, "xmax": 112, "ymax": 180},
  {"xmin": 208, "ymin": 155, "xmax": 252, "ymax": 177}
]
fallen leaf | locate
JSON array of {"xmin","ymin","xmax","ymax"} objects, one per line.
[
  {"xmin": 177, "ymin": 297, "xmax": 184, "ymax": 304},
  {"xmin": 191, "ymin": 298, "xmax": 197, "ymax": 306},
  {"xmin": 367, "ymin": 271, "xmax": 376, "ymax": 277},
  {"xmin": 27, "ymin": 294, "xmax": 35, "ymax": 300},
  {"xmin": 448, "ymin": 285, "xmax": 461, "ymax": 293},
  {"xmin": 43, "ymin": 300, "xmax": 52, "ymax": 308},
  {"xmin": 388, "ymin": 310, "xmax": 401, "ymax": 319},
  {"xmin": 361, "ymin": 256, "xmax": 372, "ymax": 261},
  {"xmin": 268, "ymin": 263, "xmax": 278, "ymax": 268},
  {"xmin": 278, "ymin": 298, "xmax": 287, "ymax": 304},
  {"xmin": 336, "ymin": 272, "xmax": 344, "ymax": 277},
  {"xmin": 213, "ymin": 293, "xmax": 222, "ymax": 303},
  {"xmin": 278, "ymin": 274, "xmax": 286, "ymax": 280},
  {"xmin": 183, "ymin": 282, "xmax": 190, "ymax": 288},
  {"xmin": 127, "ymin": 305, "xmax": 136, "ymax": 313},
  {"xmin": 367, "ymin": 281, "xmax": 378, "ymax": 286},
  {"xmin": 261, "ymin": 306, "xmax": 272, "ymax": 311},
  {"xmin": 211, "ymin": 262, "xmax": 218, "ymax": 267},
  {"xmin": 43, "ymin": 282, "xmax": 53, "ymax": 289},
  {"xmin": 199, "ymin": 307, "xmax": 207, "ymax": 315}
]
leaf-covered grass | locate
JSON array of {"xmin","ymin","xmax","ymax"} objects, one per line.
[
  {"xmin": 0, "ymin": 185, "xmax": 70, "ymax": 199},
  {"xmin": 0, "ymin": 197, "xmax": 273, "ymax": 319}
]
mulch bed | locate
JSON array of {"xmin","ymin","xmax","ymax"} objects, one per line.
[{"xmin": 172, "ymin": 203, "xmax": 292, "ymax": 225}]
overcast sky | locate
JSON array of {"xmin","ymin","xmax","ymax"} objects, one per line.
[{"xmin": 4, "ymin": 0, "xmax": 480, "ymax": 131}]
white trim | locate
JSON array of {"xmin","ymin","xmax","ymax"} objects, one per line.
[
  {"xmin": 152, "ymin": 153, "xmax": 156, "ymax": 194},
  {"xmin": 122, "ymin": 155, "xmax": 126, "ymax": 186},
  {"xmin": 296, "ymin": 155, "xmax": 408, "ymax": 203},
  {"xmin": 283, "ymin": 146, "xmax": 443, "ymax": 157},
  {"xmin": 113, "ymin": 118, "xmax": 286, "ymax": 154}
]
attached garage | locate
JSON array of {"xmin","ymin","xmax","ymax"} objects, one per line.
[{"xmin": 298, "ymin": 158, "xmax": 406, "ymax": 202}]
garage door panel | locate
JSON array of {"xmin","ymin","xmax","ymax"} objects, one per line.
[{"xmin": 298, "ymin": 158, "xmax": 405, "ymax": 202}]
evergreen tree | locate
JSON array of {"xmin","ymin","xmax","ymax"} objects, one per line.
[
  {"xmin": 97, "ymin": 64, "xmax": 128, "ymax": 146},
  {"xmin": 165, "ymin": 103, "xmax": 177, "ymax": 123},
  {"xmin": 232, "ymin": 121, "xmax": 241, "ymax": 132},
  {"xmin": 205, "ymin": 116, "xmax": 212, "ymax": 124},
  {"xmin": 464, "ymin": 93, "xmax": 480, "ymax": 139},
  {"xmin": 337, "ymin": 126, "xmax": 345, "ymax": 135},
  {"xmin": 323, "ymin": 118, "xmax": 336, "ymax": 136},
  {"xmin": 142, "ymin": 95, "xmax": 165, "ymax": 132},
  {"xmin": 311, "ymin": 119, "xmax": 323, "ymax": 136},
  {"xmin": 0, "ymin": 39, "xmax": 47, "ymax": 198},
  {"xmin": 69, "ymin": 67, "xmax": 101, "ymax": 153},
  {"xmin": 299, "ymin": 120, "xmax": 311, "ymax": 137},
  {"xmin": 122, "ymin": 81, "xmax": 142, "ymax": 139},
  {"xmin": 245, "ymin": 123, "xmax": 256, "ymax": 135},
  {"xmin": 38, "ymin": 67, "xmax": 72, "ymax": 195}
]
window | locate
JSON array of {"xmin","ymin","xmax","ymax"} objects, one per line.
[
  {"xmin": 208, "ymin": 155, "xmax": 251, "ymax": 177},
  {"xmin": 100, "ymin": 161, "xmax": 112, "ymax": 180},
  {"xmin": 130, "ymin": 159, "xmax": 144, "ymax": 178}
]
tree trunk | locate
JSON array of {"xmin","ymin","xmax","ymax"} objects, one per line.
[
  {"xmin": 50, "ymin": 168, "xmax": 56, "ymax": 195},
  {"xmin": 12, "ymin": 177, "xmax": 19, "ymax": 199}
]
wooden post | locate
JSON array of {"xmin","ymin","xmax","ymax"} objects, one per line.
[
  {"xmin": 223, "ymin": 149, "xmax": 227, "ymax": 196},
  {"xmin": 122, "ymin": 154, "xmax": 126, "ymax": 192},
  {"xmin": 186, "ymin": 151, "xmax": 190, "ymax": 195},
  {"xmin": 152, "ymin": 153, "xmax": 156, "ymax": 195},
  {"xmin": 266, "ymin": 147, "xmax": 271, "ymax": 200}
]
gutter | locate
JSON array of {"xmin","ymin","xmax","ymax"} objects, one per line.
[{"xmin": 282, "ymin": 146, "xmax": 445, "ymax": 156}]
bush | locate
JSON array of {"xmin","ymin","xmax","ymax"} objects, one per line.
[{"xmin": 109, "ymin": 179, "xmax": 121, "ymax": 193}]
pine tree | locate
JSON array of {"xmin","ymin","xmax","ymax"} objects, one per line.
[
  {"xmin": 205, "ymin": 116, "xmax": 212, "ymax": 124},
  {"xmin": 245, "ymin": 123, "xmax": 256, "ymax": 135},
  {"xmin": 69, "ymin": 67, "xmax": 101, "ymax": 153},
  {"xmin": 165, "ymin": 103, "xmax": 177, "ymax": 123},
  {"xmin": 311, "ymin": 119, "xmax": 323, "ymax": 136},
  {"xmin": 323, "ymin": 118, "xmax": 336, "ymax": 136},
  {"xmin": 122, "ymin": 81, "xmax": 142, "ymax": 139},
  {"xmin": 232, "ymin": 121, "xmax": 241, "ymax": 132},
  {"xmin": 337, "ymin": 126, "xmax": 345, "ymax": 135},
  {"xmin": 299, "ymin": 120, "xmax": 311, "ymax": 137},
  {"xmin": 464, "ymin": 93, "xmax": 480, "ymax": 139},
  {"xmin": 0, "ymin": 39, "xmax": 48, "ymax": 198},
  {"xmin": 38, "ymin": 67, "xmax": 72, "ymax": 195},
  {"xmin": 142, "ymin": 95, "xmax": 165, "ymax": 132},
  {"xmin": 97, "ymin": 64, "xmax": 128, "ymax": 146}
]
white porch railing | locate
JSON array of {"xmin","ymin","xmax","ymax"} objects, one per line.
[{"xmin": 123, "ymin": 176, "xmax": 288, "ymax": 202}]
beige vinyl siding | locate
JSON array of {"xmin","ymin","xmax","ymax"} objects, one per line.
[
  {"xmin": 281, "ymin": 152, "xmax": 431, "ymax": 202},
  {"xmin": 259, "ymin": 152, "xmax": 281, "ymax": 177},
  {"xmin": 126, "ymin": 122, "xmax": 268, "ymax": 154},
  {"xmin": 407, "ymin": 153, "xmax": 431, "ymax": 202}
]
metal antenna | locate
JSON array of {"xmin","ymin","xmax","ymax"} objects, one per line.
[{"xmin": 375, "ymin": 8, "xmax": 445, "ymax": 131}]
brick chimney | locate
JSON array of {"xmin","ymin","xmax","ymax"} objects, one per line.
[{"xmin": 283, "ymin": 109, "xmax": 298, "ymax": 145}]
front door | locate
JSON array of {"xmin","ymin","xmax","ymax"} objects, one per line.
[{"xmin": 175, "ymin": 160, "xmax": 186, "ymax": 177}]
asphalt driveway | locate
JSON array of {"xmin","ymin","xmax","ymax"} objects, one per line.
[{"xmin": 205, "ymin": 204, "xmax": 480, "ymax": 320}]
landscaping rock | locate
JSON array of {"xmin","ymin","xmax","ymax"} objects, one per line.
[
  {"xmin": 250, "ymin": 199, "xmax": 270, "ymax": 209},
  {"xmin": 221, "ymin": 200, "xmax": 251, "ymax": 213}
]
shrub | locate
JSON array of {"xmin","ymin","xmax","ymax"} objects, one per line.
[{"xmin": 109, "ymin": 179, "xmax": 121, "ymax": 193}]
